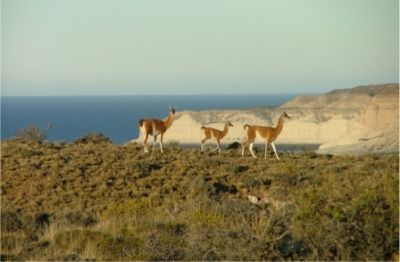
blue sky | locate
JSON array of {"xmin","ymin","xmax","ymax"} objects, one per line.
[{"xmin": 1, "ymin": 0, "xmax": 399, "ymax": 96}]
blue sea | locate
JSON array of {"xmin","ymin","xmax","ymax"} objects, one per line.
[{"xmin": 1, "ymin": 95, "xmax": 296, "ymax": 144}]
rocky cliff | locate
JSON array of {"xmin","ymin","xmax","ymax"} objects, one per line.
[
  {"xmin": 134, "ymin": 84, "xmax": 399, "ymax": 154},
  {"xmin": 281, "ymin": 83, "xmax": 399, "ymax": 153}
]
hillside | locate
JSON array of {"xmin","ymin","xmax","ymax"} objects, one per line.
[
  {"xmin": 134, "ymin": 83, "xmax": 399, "ymax": 154},
  {"xmin": 281, "ymin": 83, "xmax": 396, "ymax": 110},
  {"xmin": 1, "ymin": 137, "xmax": 399, "ymax": 260}
]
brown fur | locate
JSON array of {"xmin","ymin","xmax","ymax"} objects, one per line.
[
  {"xmin": 242, "ymin": 112, "xmax": 290, "ymax": 159},
  {"xmin": 201, "ymin": 121, "xmax": 233, "ymax": 153},
  {"xmin": 138, "ymin": 108, "xmax": 176, "ymax": 153}
]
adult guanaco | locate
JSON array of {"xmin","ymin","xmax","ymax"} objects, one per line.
[
  {"xmin": 138, "ymin": 106, "xmax": 176, "ymax": 153},
  {"xmin": 200, "ymin": 121, "xmax": 233, "ymax": 153},
  {"xmin": 242, "ymin": 112, "xmax": 290, "ymax": 160}
]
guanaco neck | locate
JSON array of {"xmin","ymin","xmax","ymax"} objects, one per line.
[
  {"xmin": 273, "ymin": 116, "xmax": 285, "ymax": 136},
  {"xmin": 221, "ymin": 123, "xmax": 230, "ymax": 138},
  {"xmin": 163, "ymin": 112, "xmax": 175, "ymax": 129}
]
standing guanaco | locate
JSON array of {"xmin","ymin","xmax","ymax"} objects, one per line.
[
  {"xmin": 138, "ymin": 106, "xmax": 176, "ymax": 153},
  {"xmin": 242, "ymin": 112, "xmax": 290, "ymax": 160}
]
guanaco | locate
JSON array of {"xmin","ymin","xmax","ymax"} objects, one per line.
[
  {"xmin": 200, "ymin": 121, "xmax": 233, "ymax": 153},
  {"xmin": 242, "ymin": 112, "xmax": 290, "ymax": 160},
  {"xmin": 138, "ymin": 106, "xmax": 176, "ymax": 153}
]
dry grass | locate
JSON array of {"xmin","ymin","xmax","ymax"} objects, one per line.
[{"xmin": 1, "ymin": 135, "xmax": 399, "ymax": 260}]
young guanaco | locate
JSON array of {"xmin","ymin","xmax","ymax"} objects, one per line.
[{"xmin": 200, "ymin": 121, "xmax": 233, "ymax": 153}]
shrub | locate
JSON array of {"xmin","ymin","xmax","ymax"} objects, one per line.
[
  {"xmin": 74, "ymin": 133, "xmax": 111, "ymax": 144},
  {"xmin": 292, "ymin": 169, "xmax": 399, "ymax": 260},
  {"xmin": 232, "ymin": 165, "xmax": 249, "ymax": 173},
  {"xmin": 15, "ymin": 124, "xmax": 46, "ymax": 143},
  {"xmin": 226, "ymin": 142, "xmax": 241, "ymax": 149},
  {"xmin": 167, "ymin": 140, "xmax": 180, "ymax": 149}
]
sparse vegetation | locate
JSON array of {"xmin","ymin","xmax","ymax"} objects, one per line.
[
  {"xmin": 1, "ymin": 135, "xmax": 398, "ymax": 260},
  {"xmin": 14, "ymin": 124, "xmax": 47, "ymax": 143}
]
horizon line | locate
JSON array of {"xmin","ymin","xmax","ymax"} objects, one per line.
[{"xmin": 0, "ymin": 92, "xmax": 320, "ymax": 98}]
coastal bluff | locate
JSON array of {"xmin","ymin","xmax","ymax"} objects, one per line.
[{"xmin": 133, "ymin": 83, "xmax": 399, "ymax": 154}]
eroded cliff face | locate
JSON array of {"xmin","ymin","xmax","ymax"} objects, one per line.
[
  {"xmin": 281, "ymin": 84, "xmax": 399, "ymax": 153},
  {"xmin": 133, "ymin": 84, "xmax": 399, "ymax": 154},
  {"xmin": 362, "ymin": 84, "xmax": 399, "ymax": 132}
]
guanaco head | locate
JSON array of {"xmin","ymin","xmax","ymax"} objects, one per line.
[
  {"xmin": 282, "ymin": 111, "xmax": 290, "ymax": 120},
  {"xmin": 169, "ymin": 105, "xmax": 177, "ymax": 115},
  {"xmin": 226, "ymin": 120, "xmax": 234, "ymax": 127}
]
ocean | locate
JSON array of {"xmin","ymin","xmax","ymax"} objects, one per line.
[{"xmin": 1, "ymin": 95, "xmax": 296, "ymax": 144}]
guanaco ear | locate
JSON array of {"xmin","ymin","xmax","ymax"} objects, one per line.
[
  {"xmin": 283, "ymin": 111, "xmax": 290, "ymax": 119},
  {"xmin": 169, "ymin": 105, "xmax": 176, "ymax": 114}
]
